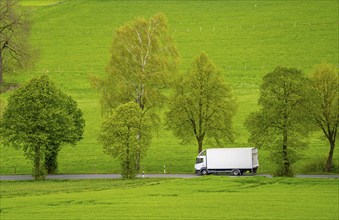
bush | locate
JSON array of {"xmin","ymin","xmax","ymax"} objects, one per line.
[
  {"xmin": 273, "ymin": 165, "xmax": 295, "ymax": 177},
  {"xmin": 301, "ymin": 157, "xmax": 339, "ymax": 174}
]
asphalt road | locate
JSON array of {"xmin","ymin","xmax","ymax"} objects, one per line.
[{"xmin": 1, "ymin": 173, "xmax": 338, "ymax": 181}]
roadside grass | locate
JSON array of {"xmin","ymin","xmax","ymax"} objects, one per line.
[
  {"xmin": 1, "ymin": 177, "xmax": 338, "ymax": 219},
  {"xmin": 1, "ymin": 0, "xmax": 338, "ymax": 174}
]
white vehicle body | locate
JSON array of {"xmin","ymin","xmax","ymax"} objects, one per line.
[{"xmin": 194, "ymin": 148, "xmax": 259, "ymax": 176}]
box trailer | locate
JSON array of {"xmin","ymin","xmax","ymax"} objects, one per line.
[{"xmin": 194, "ymin": 148, "xmax": 259, "ymax": 176}]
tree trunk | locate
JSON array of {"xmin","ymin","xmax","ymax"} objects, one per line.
[
  {"xmin": 0, "ymin": 51, "xmax": 3, "ymax": 86},
  {"xmin": 33, "ymin": 146, "xmax": 45, "ymax": 180},
  {"xmin": 325, "ymin": 140, "xmax": 335, "ymax": 172},
  {"xmin": 198, "ymin": 139, "xmax": 203, "ymax": 154},
  {"xmin": 136, "ymin": 152, "xmax": 141, "ymax": 172},
  {"xmin": 282, "ymin": 130, "xmax": 291, "ymax": 176},
  {"xmin": 282, "ymin": 144, "xmax": 290, "ymax": 175}
]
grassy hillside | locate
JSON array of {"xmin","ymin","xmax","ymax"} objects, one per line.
[
  {"xmin": 1, "ymin": 0, "xmax": 338, "ymax": 174},
  {"xmin": 1, "ymin": 177, "xmax": 338, "ymax": 219}
]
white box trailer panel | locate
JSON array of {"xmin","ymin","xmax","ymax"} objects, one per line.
[{"xmin": 206, "ymin": 148, "xmax": 258, "ymax": 169}]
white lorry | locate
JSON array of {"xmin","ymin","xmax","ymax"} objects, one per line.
[{"xmin": 194, "ymin": 148, "xmax": 259, "ymax": 176}]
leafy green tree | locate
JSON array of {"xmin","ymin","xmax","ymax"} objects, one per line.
[
  {"xmin": 166, "ymin": 52, "xmax": 237, "ymax": 154},
  {"xmin": 99, "ymin": 102, "xmax": 152, "ymax": 179},
  {"xmin": 310, "ymin": 62, "xmax": 339, "ymax": 172},
  {"xmin": 245, "ymin": 66, "xmax": 314, "ymax": 176},
  {"xmin": 93, "ymin": 13, "xmax": 179, "ymax": 170},
  {"xmin": 0, "ymin": 74, "xmax": 85, "ymax": 179},
  {"xmin": 43, "ymin": 95, "xmax": 85, "ymax": 174},
  {"xmin": 0, "ymin": 0, "xmax": 34, "ymax": 86}
]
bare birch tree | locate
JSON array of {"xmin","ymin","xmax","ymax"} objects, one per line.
[{"xmin": 0, "ymin": 0, "xmax": 33, "ymax": 86}]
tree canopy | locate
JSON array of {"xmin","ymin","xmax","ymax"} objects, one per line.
[
  {"xmin": 94, "ymin": 13, "xmax": 179, "ymax": 116},
  {"xmin": 166, "ymin": 52, "xmax": 237, "ymax": 154},
  {"xmin": 99, "ymin": 102, "xmax": 152, "ymax": 179},
  {"xmin": 0, "ymin": 74, "xmax": 85, "ymax": 179},
  {"xmin": 93, "ymin": 13, "xmax": 179, "ymax": 172},
  {"xmin": 245, "ymin": 66, "xmax": 314, "ymax": 176}
]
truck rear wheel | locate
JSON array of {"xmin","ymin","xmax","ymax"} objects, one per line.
[
  {"xmin": 231, "ymin": 169, "xmax": 240, "ymax": 176},
  {"xmin": 201, "ymin": 169, "xmax": 208, "ymax": 175}
]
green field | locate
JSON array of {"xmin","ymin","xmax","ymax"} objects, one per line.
[
  {"xmin": 1, "ymin": 0, "xmax": 338, "ymax": 174},
  {"xmin": 1, "ymin": 177, "xmax": 338, "ymax": 219}
]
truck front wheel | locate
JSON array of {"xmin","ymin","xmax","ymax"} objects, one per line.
[
  {"xmin": 231, "ymin": 169, "xmax": 240, "ymax": 176},
  {"xmin": 201, "ymin": 169, "xmax": 208, "ymax": 175}
]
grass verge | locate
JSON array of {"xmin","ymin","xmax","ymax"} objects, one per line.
[{"xmin": 1, "ymin": 176, "xmax": 338, "ymax": 219}]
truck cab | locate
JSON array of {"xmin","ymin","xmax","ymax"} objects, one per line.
[{"xmin": 195, "ymin": 150, "xmax": 207, "ymax": 174}]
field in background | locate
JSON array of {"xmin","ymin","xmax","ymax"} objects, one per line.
[
  {"xmin": 1, "ymin": 177, "xmax": 338, "ymax": 219},
  {"xmin": 1, "ymin": 0, "xmax": 338, "ymax": 174}
]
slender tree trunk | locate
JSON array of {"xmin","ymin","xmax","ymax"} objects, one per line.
[
  {"xmin": 282, "ymin": 130, "xmax": 291, "ymax": 176},
  {"xmin": 0, "ymin": 51, "xmax": 3, "ymax": 85},
  {"xmin": 325, "ymin": 140, "xmax": 335, "ymax": 172},
  {"xmin": 33, "ymin": 146, "xmax": 45, "ymax": 180},
  {"xmin": 135, "ymin": 94, "xmax": 144, "ymax": 172}
]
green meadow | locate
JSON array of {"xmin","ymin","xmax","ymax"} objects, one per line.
[
  {"xmin": 1, "ymin": 0, "xmax": 338, "ymax": 174},
  {"xmin": 1, "ymin": 177, "xmax": 338, "ymax": 219}
]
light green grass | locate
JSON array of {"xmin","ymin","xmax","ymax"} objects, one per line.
[
  {"xmin": 1, "ymin": 177, "xmax": 338, "ymax": 219},
  {"xmin": 1, "ymin": 0, "xmax": 338, "ymax": 174},
  {"xmin": 19, "ymin": 1, "xmax": 62, "ymax": 7}
]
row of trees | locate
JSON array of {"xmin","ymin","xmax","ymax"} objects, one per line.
[
  {"xmin": 245, "ymin": 64, "xmax": 338, "ymax": 176},
  {"xmin": 95, "ymin": 13, "xmax": 338, "ymax": 178},
  {"xmin": 0, "ymin": 10, "xmax": 337, "ymax": 179},
  {"xmin": 93, "ymin": 14, "xmax": 238, "ymax": 178}
]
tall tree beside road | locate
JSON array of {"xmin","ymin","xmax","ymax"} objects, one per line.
[
  {"xmin": 0, "ymin": 75, "xmax": 85, "ymax": 179},
  {"xmin": 99, "ymin": 102, "xmax": 152, "ymax": 179},
  {"xmin": 245, "ymin": 66, "xmax": 314, "ymax": 176},
  {"xmin": 0, "ymin": 0, "xmax": 34, "ymax": 86},
  {"xmin": 95, "ymin": 13, "xmax": 179, "ymax": 117},
  {"xmin": 166, "ymin": 52, "xmax": 237, "ymax": 154},
  {"xmin": 93, "ymin": 13, "xmax": 179, "ymax": 171},
  {"xmin": 309, "ymin": 62, "xmax": 338, "ymax": 172}
]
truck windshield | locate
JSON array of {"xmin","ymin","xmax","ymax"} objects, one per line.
[
  {"xmin": 198, "ymin": 150, "xmax": 206, "ymax": 156},
  {"xmin": 196, "ymin": 158, "xmax": 204, "ymax": 164}
]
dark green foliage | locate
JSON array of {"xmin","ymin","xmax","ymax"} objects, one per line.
[
  {"xmin": 99, "ymin": 102, "xmax": 152, "ymax": 179},
  {"xmin": 166, "ymin": 52, "xmax": 237, "ymax": 154},
  {"xmin": 301, "ymin": 156, "xmax": 339, "ymax": 173},
  {"xmin": 245, "ymin": 66, "xmax": 314, "ymax": 176},
  {"xmin": 0, "ymin": 74, "xmax": 85, "ymax": 179},
  {"xmin": 44, "ymin": 143, "xmax": 60, "ymax": 174}
]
